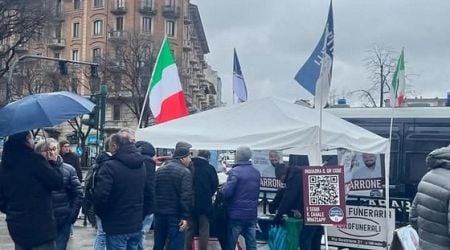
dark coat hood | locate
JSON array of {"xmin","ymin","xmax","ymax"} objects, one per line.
[
  {"xmin": 136, "ymin": 141, "xmax": 156, "ymax": 157},
  {"xmin": 112, "ymin": 144, "xmax": 143, "ymax": 169}
]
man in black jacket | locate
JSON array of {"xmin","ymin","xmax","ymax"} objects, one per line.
[
  {"xmin": 185, "ymin": 150, "xmax": 219, "ymax": 250},
  {"xmin": 136, "ymin": 140, "xmax": 156, "ymax": 250},
  {"xmin": 36, "ymin": 138, "xmax": 83, "ymax": 250},
  {"xmin": 59, "ymin": 140, "xmax": 83, "ymax": 182},
  {"xmin": 93, "ymin": 133, "xmax": 146, "ymax": 249},
  {"xmin": 154, "ymin": 143, "xmax": 193, "ymax": 250},
  {"xmin": 0, "ymin": 131, "xmax": 63, "ymax": 250},
  {"xmin": 274, "ymin": 165, "xmax": 323, "ymax": 250}
]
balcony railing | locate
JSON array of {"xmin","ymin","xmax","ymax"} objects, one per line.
[
  {"xmin": 108, "ymin": 30, "xmax": 128, "ymax": 41},
  {"xmin": 138, "ymin": 0, "xmax": 157, "ymax": 15},
  {"xmin": 162, "ymin": 5, "xmax": 180, "ymax": 19},
  {"xmin": 47, "ymin": 38, "xmax": 66, "ymax": 49}
]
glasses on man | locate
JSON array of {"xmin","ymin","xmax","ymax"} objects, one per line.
[{"xmin": 42, "ymin": 147, "xmax": 57, "ymax": 153}]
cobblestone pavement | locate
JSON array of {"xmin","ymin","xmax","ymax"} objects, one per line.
[{"xmin": 0, "ymin": 213, "xmax": 155, "ymax": 250}]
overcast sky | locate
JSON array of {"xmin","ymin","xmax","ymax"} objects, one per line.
[{"xmin": 191, "ymin": 0, "xmax": 450, "ymax": 106}]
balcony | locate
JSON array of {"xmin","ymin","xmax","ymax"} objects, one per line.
[
  {"xmin": 47, "ymin": 38, "xmax": 66, "ymax": 49},
  {"xmin": 111, "ymin": 0, "xmax": 127, "ymax": 15},
  {"xmin": 138, "ymin": 0, "xmax": 157, "ymax": 15},
  {"xmin": 108, "ymin": 30, "xmax": 128, "ymax": 42},
  {"xmin": 189, "ymin": 58, "xmax": 197, "ymax": 65},
  {"xmin": 183, "ymin": 16, "xmax": 191, "ymax": 24},
  {"xmin": 162, "ymin": 5, "xmax": 180, "ymax": 19},
  {"xmin": 183, "ymin": 40, "xmax": 192, "ymax": 51}
]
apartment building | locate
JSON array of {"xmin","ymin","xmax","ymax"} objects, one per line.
[{"xmin": 6, "ymin": 0, "xmax": 221, "ymax": 132}]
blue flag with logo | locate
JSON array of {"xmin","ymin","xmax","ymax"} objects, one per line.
[
  {"xmin": 233, "ymin": 49, "xmax": 248, "ymax": 103},
  {"xmin": 294, "ymin": 1, "xmax": 334, "ymax": 107}
]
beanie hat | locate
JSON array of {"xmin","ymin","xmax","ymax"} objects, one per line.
[
  {"xmin": 173, "ymin": 147, "xmax": 191, "ymax": 159},
  {"xmin": 136, "ymin": 141, "xmax": 156, "ymax": 157},
  {"xmin": 236, "ymin": 146, "xmax": 252, "ymax": 162}
]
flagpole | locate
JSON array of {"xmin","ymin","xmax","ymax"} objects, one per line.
[
  {"xmin": 385, "ymin": 106, "xmax": 394, "ymax": 249},
  {"xmin": 137, "ymin": 36, "xmax": 168, "ymax": 129}
]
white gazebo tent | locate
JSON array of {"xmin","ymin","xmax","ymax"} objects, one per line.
[
  {"xmin": 136, "ymin": 97, "xmax": 389, "ymax": 161},
  {"xmin": 136, "ymin": 97, "xmax": 392, "ymax": 248}
]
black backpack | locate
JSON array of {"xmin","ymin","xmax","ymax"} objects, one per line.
[{"xmin": 82, "ymin": 162, "xmax": 101, "ymax": 226}]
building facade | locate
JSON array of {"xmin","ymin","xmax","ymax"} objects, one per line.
[{"xmin": 4, "ymin": 0, "xmax": 220, "ymax": 133}]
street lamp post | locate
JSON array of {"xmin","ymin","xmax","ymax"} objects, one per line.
[{"xmin": 6, "ymin": 55, "xmax": 99, "ymax": 103}]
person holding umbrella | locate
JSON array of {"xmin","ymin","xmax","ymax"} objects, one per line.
[{"xmin": 0, "ymin": 131, "xmax": 63, "ymax": 250}]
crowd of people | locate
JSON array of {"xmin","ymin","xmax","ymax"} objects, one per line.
[{"xmin": 10, "ymin": 127, "xmax": 450, "ymax": 250}]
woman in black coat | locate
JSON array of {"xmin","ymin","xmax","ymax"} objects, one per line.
[{"xmin": 0, "ymin": 131, "xmax": 63, "ymax": 250}]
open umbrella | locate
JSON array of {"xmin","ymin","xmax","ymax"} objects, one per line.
[{"xmin": 0, "ymin": 91, "xmax": 95, "ymax": 136}]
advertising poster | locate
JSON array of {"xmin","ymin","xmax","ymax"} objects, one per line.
[
  {"xmin": 338, "ymin": 149, "xmax": 384, "ymax": 197},
  {"xmin": 252, "ymin": 150, "xmax": 285, "ymax": 189},
  {"xmin": 302, "ymin": 166, "xmax": 346, "ymax": 226},
  {"xmin": 328, "ymin": 205, "xmax": 395, "ymax": 250}
]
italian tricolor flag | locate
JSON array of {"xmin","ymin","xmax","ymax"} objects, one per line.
[
  {"xmin": 390, "ymin": 48, "xmax": 405, "ymax": 107},
  {"xmin": 148, "ymin": 37, "xmax": 188, "ymax": 123}
]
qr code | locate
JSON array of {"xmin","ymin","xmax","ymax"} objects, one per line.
[{"xmin": 308, "ymin": 175, "xmax": 340, "ymax": 205}]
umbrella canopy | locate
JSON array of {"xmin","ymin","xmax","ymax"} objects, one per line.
[
  {"xmin": 0, "ymin": 91, "xmax": 95, "ymax": 136},
  {"xmin": 136, "ymin": 97, "xmax": 389, "ymax": 154}
]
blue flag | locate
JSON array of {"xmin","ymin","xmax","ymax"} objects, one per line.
[
  {"xmin": 233, "ymin": 49, "xmax": 248, "ymax": 103},
  {"xmin": 294, "ymin": 1, "xmax": 334, "ymax": 107}
]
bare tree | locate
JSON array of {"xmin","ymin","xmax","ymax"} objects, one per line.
[
  {"xmin": 362, "ymin": 45, "xmax": 397, "ymax": 107},
  {"xmin": 0, "ymin": 0, "xmax": 53, "ymax": 79},
  {"xmin": 102, "ymin": 31, "xmax": 155, "ymax": 126}
]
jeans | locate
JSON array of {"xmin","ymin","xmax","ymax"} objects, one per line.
[
  {"xmin": 184, "ymin": 215, "xmax": 210, "ymax": 250},
  {"xmin": 153, "ymin": 215, "xmax": 185, "ymax": 250},
  {"xmin": 227, "ymin": 219, "xmax": 257, "ymax": 250},
  {"xmin": 15, "ymin": 240, "xmax": 56, "ymax": 250},
  {"xmin": 300, "ymin": 225, "xmax": 323, "ymax": 250},
  {"xmin": 94, "ymin": 216, "xmax": 106, "ymax": 250},
  {"xmin": 138, "ymin": 214, "xmax": 154, "ymax": 250},
  {"xmin": 55, "ymin": 223, "xmax": 71, "ymax": 250},
  {"xmin": 105, "ymin": 230, "xmax": 141, "ymax": 250}
]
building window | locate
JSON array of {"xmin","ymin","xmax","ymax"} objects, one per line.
[
  {"xmin": 113, "ymin": 75, "xmax": 122, "ymax": 90},
  {"xmin": 143, "ymin": 0, "xmax": 152, "ymax": 8},
  {"xmin": 54, "ymin": 52, "xmax": 60, "ymax": 59},
  {"xmin": 72, "ymin": 50, "xmax": 79, "ymax": 61},
  {"xmin": 92, "ymin": 48, "xmax": 102, "ymax": 62},
  {"xmin": 165, "ymin": 0, "xmax": 175, "ymax": 6},
  {"xmin": 116, "ymin": 17, "xmax": 124, "ymax": 31},
  {"xmin": 142, "ymin": 17, "xmax": 152, "ymax": 33},
  {"xmin": 93, "ymin": 20, "xmax": 103, "ymax": 36},
  {"xmin": 113, "ymin": 104, "xmax": 121, "ymax": 120},
  {"xmin": 74, "ymin": 0, "xmax": 81, "ymax": 9},
  {"xmin": 72, "ymin": 22, "xmax": 80, "ymax": 38},
  {"xmin": 94, "ymin": 0, "xmax": 103, "ymax": 8},
  {"xmin": 165, "ymin": 20, "xmax": 175, "ymax": 37},
  {"xmin": 116, "ymin": 0, "xmax": 125, "ymax": 8}
]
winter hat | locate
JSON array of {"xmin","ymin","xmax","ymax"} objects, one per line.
[
  {"xmin": 173, "ymin": 147, "xmax": 191, "ymax": 159},
  {"xmin": 236, "ymin": 146, "xmax": 252, "ymax": 162},
  {"xmin": 136, "ymin": 141, "xmax": 156, "ymax": 157},
  {"xmin": 175, "ymin": 141, "xmax": 192, "ymax": 149},
  {"xmin": 197, "ymin": 150, "xmax": 211, "ymax": 160}
]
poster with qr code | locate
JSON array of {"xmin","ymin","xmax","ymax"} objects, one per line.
[{"xmin": 302, "ymin": 166, "xmax": 346, "ymax": 226}]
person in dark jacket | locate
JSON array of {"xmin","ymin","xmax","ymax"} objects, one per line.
[
  {"xmin": 0, "ymin": 131, "xmax": 63, "ymax": 250},
  {"xmin": 185, "ymin": 150, "xmax": 219, "ymax": 250},
  {"xmin": 136, "ymin": 140, "xmax": 156, "ymax": 250},
  {"xmin": 59, "ymin": 140, "xmax": 82, "ymax": 183},
  {"xmin": 92, "ymin": 133, "xmax": 146, "ymax": 250},
  {"xmin": 153, "ymin": 144, "xmax": 193, "ymax": 250},
  {"xmin": 410, "ymin": 146, "xmax": 450, "ymax": 250},
  {"xmin": 273, "ymin": 165, "xmax": 323, "ymax": 250},
  {"xmin": 222, "ymin": 146, "xmax": 260, "ymax": 250},
  {"xmin": 36, "ymin": 138, "xmax": 83, "ymax": 250}
]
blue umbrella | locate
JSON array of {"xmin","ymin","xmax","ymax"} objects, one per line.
[{"xmin": 0, "ymin": 91, "xmax": 95, "ymax": 136}]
